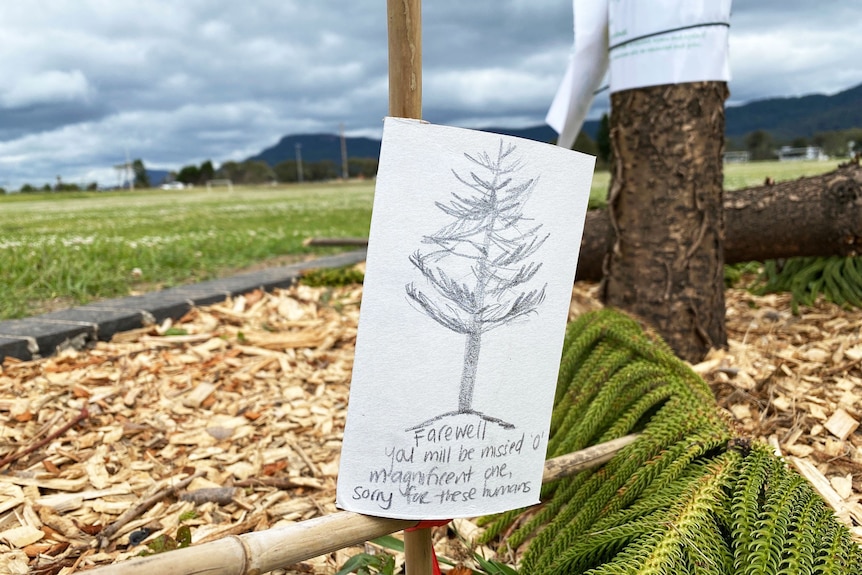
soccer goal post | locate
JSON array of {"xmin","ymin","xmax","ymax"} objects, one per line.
[{"xmin": 206, "ymin": 179, "xmax": 234, "ymax": 192}]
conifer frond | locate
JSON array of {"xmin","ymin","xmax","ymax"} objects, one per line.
[{"xmin": 479, "ymin": 308, "xmax": 862, "ymax": 574}]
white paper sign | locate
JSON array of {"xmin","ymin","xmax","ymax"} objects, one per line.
[
  {"xmin": 336, "ymin": 118, "xmax": 595, "ymax": 519},
  {"xmin": 608, "ymin": 0, "xmax": 731, "ymax": 94},
  {"xmin": 548, "ymin": 0, "xmax": 732, "ymax": 145}
]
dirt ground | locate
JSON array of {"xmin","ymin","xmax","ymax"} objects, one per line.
[{"xmin": 1, "ymin": 277, "xmax": 860, "ymax": 574}]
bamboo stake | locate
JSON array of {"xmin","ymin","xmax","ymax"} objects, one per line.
[
  {"xmin": 78, "ymin": 435, "xmax": 637, "ymax": 575},
  {"xmin": 388, "ymin": 0, "xmax": 426, "ymax": 571},
  {"xmin": 404, "ymin": 528, "xmax": 434, "ymax": 574},
  {"xmin": 387, "ymin": 0, "xmax": 422, "ymax": 119},
  {"xmin": 542, "ymin": 433, "xmax": 638, "ymax": 482}
]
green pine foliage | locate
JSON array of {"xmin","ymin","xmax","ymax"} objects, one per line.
[
  {"xmin": 749, "ymin": 256, "xmax": 862, "ymax": 314},
  {"xmin": 479, "ymin": 308, "xmax": 862, "ymax": 574}
]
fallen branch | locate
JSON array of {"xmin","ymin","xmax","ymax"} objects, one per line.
[
  {"xmin": 180, "ymin": 487, "xmax": 240, "ymax": 506},
  {"xmin": 0, "ymin": 406, "xmax": 89, "ymax": 470},
  {"xmin": 79, "ymin": 435, "xmax": 638, "ymax": 574},
  {"xmin": 303, "ymin": 237, "xmax": 370, "ymax": 247},
  {"xmin": 99, "ymin": 470, "xmax": 206, "ymax": 547},
  {"xmin": 304, "ymin": 163, "xmax": 862, "ymax": 283}
]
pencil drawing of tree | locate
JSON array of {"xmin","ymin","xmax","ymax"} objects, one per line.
[{"xmin": 406, "ymin": 140, "xmax": 549, "ymax": 416}]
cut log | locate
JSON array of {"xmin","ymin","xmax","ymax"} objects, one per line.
[
  {"xmin": 723, "ymin": 162, "xmax": 862, "ymax": 262},
  {"xmin": 575, "ymin": 162, "xmax": 862, "ymax": 282},
  {"xmin": 303, "ymin": 163, "xmax": 862, "ymax": 284}
]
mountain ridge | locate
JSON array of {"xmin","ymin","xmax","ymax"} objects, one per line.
[{"xmin": 247, "ymin": 82, "xmax": 862, "ymax": 166}]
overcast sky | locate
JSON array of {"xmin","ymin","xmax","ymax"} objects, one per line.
[{"xmin": 1, "ymin": 1, "xmax": 860, "ymax": 189}]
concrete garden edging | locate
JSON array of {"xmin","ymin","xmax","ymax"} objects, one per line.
[{"xmin": 0, "ymin": 250, "xmax": 367, "ymax": 363}]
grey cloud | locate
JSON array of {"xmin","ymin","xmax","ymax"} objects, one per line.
[
  {"xmin": 0, "ymin": 1, "xmax": 859, "ymax": 188},
  {"xmin": 0, "ymin": 100, "xmax": 111, "ymax": 142}
]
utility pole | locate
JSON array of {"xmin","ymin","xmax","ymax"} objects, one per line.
[
  {"xmin": 125, "ymin": 148, "xmax": 134, "ymax": 190},
  {"xmin": 340, "ymin": 123, "xmax": 349, "ymax": 180},
  {"xmin": 295, "ymin": 143, "xmax": 304, "ymax": 183}
]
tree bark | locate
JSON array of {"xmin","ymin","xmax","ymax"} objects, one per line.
[
  {"xmin": 574, "ymin": 162, "xmax": 862, "ymax": 281},
  {"xmin": 601, "ymin": 82, "xmax": 729, "ymax": 362}
]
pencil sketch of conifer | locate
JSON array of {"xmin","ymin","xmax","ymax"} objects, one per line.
[{"xmin": 406, "ymin": 140, "xmax": 549, "ymax": 420}]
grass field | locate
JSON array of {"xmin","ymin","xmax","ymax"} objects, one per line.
[
  {"xmin": 0, "ymin": 160, "xmax": 842, "ymax": 320},
  {"xmin": 0, "ymin": 182, "xmax": 373, "ymax": 319}
]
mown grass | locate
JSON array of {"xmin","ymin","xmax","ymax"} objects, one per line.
[
  {"xmin": 722, "ymin": 159, "xmax": 838, "ymax": 190},
  {"xmin": 0, "ymin": 182, "xmax": 373, "ymax": 319},
  {"xmin": 0, "ymin": 160, "xmax": 842, "ymax": 320}
]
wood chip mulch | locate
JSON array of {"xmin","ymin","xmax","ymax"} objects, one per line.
[{"xmin": 1, "ymin": 277, "xmax": 861, "ymax": 574}]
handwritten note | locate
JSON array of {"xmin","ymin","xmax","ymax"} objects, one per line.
[{"xmin": 336, "ymin": 118, "xmax": 595, "ymax": 519}]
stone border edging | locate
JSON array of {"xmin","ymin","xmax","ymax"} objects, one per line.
[{"xmin": 0, "ymin": 250, "xmax": 367, "ymax": 363}]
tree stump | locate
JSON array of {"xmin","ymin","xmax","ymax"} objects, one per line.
[{"xmin": 601, "ymin": 82, "xmax": 729, "ymax": 362}]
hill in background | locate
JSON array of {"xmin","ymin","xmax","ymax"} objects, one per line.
[
  {"xmin": 248, "ymin": 134, "xmax": 382, "ymax": 167},
  {"xmin": 725, "ymin": 83, "xmax": 862, "ymax": 140},
  {"xmin": 245, "ymin": 82, "xmax": 862, "ymax": 167}
]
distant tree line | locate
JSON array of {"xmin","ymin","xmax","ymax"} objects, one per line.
[
  {"xmin": 561, "ymin": 113, "xmax": 612, "ymax": 168},
  {"xmin": 168, "ymin": 157, "xmax": 379, "ymax": 186},
  {"xmin": 10, "ymin": 120, "xmax": 856, "ymax": 195},
  {"xmin": 575, "ymin": 116, "xmax": 861, "ymax": 165},
  {"xmin": 11, "ymin": 180, "xmax": 100, "ymax": 194},
  {"xmin": 8, "ymin": 158, "xmax": 149, "ymax": 194},
  {"xmin": 728, "ymin": 127, "xmax": 862, "ymax": 160},
  {"xmin": 5, "ymin": 154, "xmax": 380, "ymax": 194},
  {"xmin": 174, "ymin": 160, "xmax": 216, "ymax": 185}
]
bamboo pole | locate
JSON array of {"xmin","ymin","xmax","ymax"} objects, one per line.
[
  {"xmin": 387, "ymin": 0, "xmax": 422, "ymax": 119},
  {"xmin": 542, "ymin": 433, "xmax": 638, "ymax": 482},
  {"xmin": 404, "ymin": 528, "xmax": 435, "ymax": 574},
  {"xmin": 77, "ymin": 435, "xmax": 637, "ymax": 575},
  {"xmin": 388, "ymin": 0, "xmax": 427, "ymax": 571}
]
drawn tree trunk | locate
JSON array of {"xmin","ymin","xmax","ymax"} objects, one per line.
[
  {"xmin": 574, "ymin": 163, "xmax": 862, "ymax": 281},
  {"xmin": 601, "ymin": 82, "xmax": 729, "ymax": 362},
  {"xmin": 406, "ymin": 141, "xmax": 548, "ymax": 415}
]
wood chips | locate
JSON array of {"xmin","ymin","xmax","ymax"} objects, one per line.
[
  {"xmin": 700, "ymin": 288, "xmax": 862, "ymax": 540},
  {"xmin": 1, "ymin": 278, "xmax": 861, "ymax": 574}
]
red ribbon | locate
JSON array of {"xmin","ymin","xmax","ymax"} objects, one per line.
[{"xmin": 406, "ymin": 519, "xmax": 452, "ymax": 531}]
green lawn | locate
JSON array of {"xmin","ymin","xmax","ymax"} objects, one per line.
[
  {"xmin": 722, "ymin": 159, "xmax": 839, "ymax": 190},
  {"xmin": 0, "ymin": 159, "xmax": 843, "ymax": 320},
  {"xmin": 587, "ymin": 159, "xmax": 840, "ymax": 206},
  {"xmin": 0, "ymin": 182, "xmax": 373, "ymax": 319}
]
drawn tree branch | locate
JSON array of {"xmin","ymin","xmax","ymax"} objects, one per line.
[{"xmin": 406, "ymin": 140, "xmax": 549, "ymax": 415}]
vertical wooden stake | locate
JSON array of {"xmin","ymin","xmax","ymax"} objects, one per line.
[
  {"xmin": 387, "ymin": 0, "xmax": 422, "ymax": 119},
  {"xmin": 404, "ymin": 528, "xmax": 434, "ymax": 575},
  {"xmin": 388, "ymin": 1, "xmax": 429, "ymax": 572}
]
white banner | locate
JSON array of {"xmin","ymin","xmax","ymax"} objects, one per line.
[
  {"xmin": 545, "ymin": 0, "xmax": 609, "ymax": 149},
  {"xmin": 548, "ymin": 0, "xmax": 732, "ymax": 147},
  {"xmin": 608, "ymin": 0, "xmax": 731, "ymax": 94}
]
